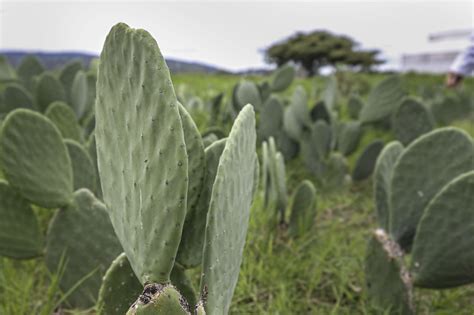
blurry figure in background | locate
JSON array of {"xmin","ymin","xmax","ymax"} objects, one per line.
[{"xmin": 446, "ymin": 32, "xmax": 474, "ymax": 87}]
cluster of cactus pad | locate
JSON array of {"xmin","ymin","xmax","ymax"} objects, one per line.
[
  {"xmin": 261, "ymin": 137, "xmax": 317, "ymax": 237},
  {"xmin": 365, "ymin": 127, "xmax": 474, "ymax": 314},
  {"xmin": 94, "ymin": 23, "xmax": 258, "ymax": 314}
]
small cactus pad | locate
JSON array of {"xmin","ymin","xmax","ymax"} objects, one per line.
[
  {"xmin": 373, "ymin": 141, "xmax": 404, "ymax": 231},
  {"xmin": 96, "ymin": 23, "xmax": 188, "ymax": 284},
  {"xmin": 360, "ymin": 76, "xmax": 405, "ymax": 124},
  {"xmin": 270, "ymin": 63, "xmax": 295, "ymax": 92},
  {"xmin": 337, "ymin": 121, "xmax": 362, "ymax": 156},
  {"xmin": 288, "ymin": 180, "xmax": 317, "ymax": 237},
  {"xmin": 352, "ymin": 140, "xmax": 384, "ymax": 182},
  {"xmin": 64, "ymin": 139, "xmax": 97, "ymax": 192},
  {"xmin": 35, "ymin": 73, "xmax": 67, "ymax": 112},
  {"xmin": 411, "ymin": 171, "xmax": 474, "ymax": 289},
  {"xmin": 71, "ymin": 70, "xmax": 89, "ymax": 119},
  {"xmin": 0, "ymin": 180, "xmax": 43, "ymax": 259},
  {"xmin": 200, "ymin": 105, "xmax": 256, "ymax": 315},
  {"xmin": 389, "ymin": 128, "xmax": 474, "ymax": 250},
  {"xmin": 97, "ymin": 253, "xmax": 143, "ymax": 315},
  {"xmin": 127, "ymin": 284, "xmax": 190, "ymax": 315},
  {"xmin": 45, "ymin": 189, "xmax": 122, "ymax": 308},
  {"xmin": 236, "ymin": 81, "xmax": 262, "ymax": 110},
  {"xmin": 392, "ymin": 98, "xmax": 434, "ymax": 145},
  {"xmin": 3, "ymin": 84, "xmax": 35, "ymax": 113},
  {"xmin": 347, "ymin": 95, "xmax": 363, "ymax": 119},
  {"xmin": 258, "ymin": 96, "xmax": 283, "ymax": 142},
  {"xmin": 171, "ymin": 264, "xmax": 197, "ymax": 309},
  {"xmin": 45, "ymin": 101, "xmax": 83, "ymax": 142},
  {"xmin": 59, "ymin": 60, "xmax": 83, "ymax": 101},
  {"xmin": 0, "ymin": 109, "xmax": 73, "ymax": 208},
  {"xmin": 178, "ymin": 103, "xmax": 205, "ymax": 214},
  {"xmin": 177, "ymin": 139, "xmax": 226, "ymax": 268},
  {"xmin": 17, "ymin": 55, "xmax": 45, "ymax": 90},
  {"xmin": 365, "ymin": 229, "xmax": 414, "ymax": 315}
]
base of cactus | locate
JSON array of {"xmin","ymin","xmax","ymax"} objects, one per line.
[{"xmin": 126, "ymin": 283, "xmax": 191, "ymax": 315}]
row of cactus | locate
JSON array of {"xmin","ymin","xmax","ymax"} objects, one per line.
[
  {"xmin": 365, "ymin": 127, "xmax": 474, "ymax": 314},
  {"xmin": 261, "ymin": 137, "xmax": 317, "ymax": 237},
  {"xmin": 94, "ymin": 23, "xmax": 258, "ymax": 314}
]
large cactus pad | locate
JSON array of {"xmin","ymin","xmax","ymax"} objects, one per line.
[
  {"xmin": 200, "ymin": 105, "xmax": 256, "ymax": 315},
  {"xmin": 96, "ymin": 23, "xmax": 188, "ymax": 284}
]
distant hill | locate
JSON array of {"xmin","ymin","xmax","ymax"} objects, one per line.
[{"xmin": 0, "ymin": 50, "xmax": 230, "ymax": 74}]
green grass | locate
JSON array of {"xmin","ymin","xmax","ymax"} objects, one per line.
[{"xmin": 1, "ymin": 72, "xmax": 474, "ymax": 314}]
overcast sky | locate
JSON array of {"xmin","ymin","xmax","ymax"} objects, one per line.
[{"xmin": 0, "ymin": 0, "xmax": 472, "ymax": 71}]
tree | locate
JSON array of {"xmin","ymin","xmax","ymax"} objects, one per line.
[{"xmin": 265, "ymin": 30, "xmax": 383, "ymax": 75}]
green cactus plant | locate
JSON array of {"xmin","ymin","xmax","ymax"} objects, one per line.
[
  {"xmin": 17, "ymin": 55, "xmax": 45, "ymax": 91},
  {"xmin": 35, "ymin": 73, "xmax": 67, "ymax": 112},
  {"xmin": 347, "ymin": 95, "xmax": 364, "ymax": 119},
  {"xmin": 270, "ymin": 63, "xmax": 295, "ymax": 92},
  {"xmin": 392, "ymin": 97, "xmax": 434, "ymax": 145},
  {"xmin": 0, "ymin": 109, "xmax": 73, "ymax": 208},
  {"xmin": 71, "ymin": 70, "xmax": 89, "ymax": 119},
  {"xmin": 352, "ymin": 139, "xmax": 384, "ymax": 182},
  {"xmin": 0, "ymin": 180, "xmax": 43, "ymax": 259},
  {"xmin": 359, "ymin": 76, "xmax": 405, "ymax": 124},
  {"xmin": 337, "ymin": 121, "xmax": 362, "ymax": 156},
  {"xmin": 2, "ymin": 83, "xmax": 35, "ymax": 113},
  {"xmin": 64, "ymin": 139, "xmax": 97, "ymax": 192},
  {"xmin": 288, "ymin": 180, "xmax": 317, "ymax": 238},
  {"xmin": 235, "ymin": 80, "xmax": 262, "ymax": 111},
  {"xmin": 258, "ymin": 96, "xmax": 283, "ymax": 142},
  {"xmin": 45, "ymin": 101, "xmax": 84, "ymax": 142},
  {"xmin": 366, "ymin": 128, "xmax": 474, "ymax": 313}
]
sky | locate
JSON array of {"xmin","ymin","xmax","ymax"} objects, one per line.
[{"xmin": 0, "ymin": 0, "xmax": 472, "ymax": 71}]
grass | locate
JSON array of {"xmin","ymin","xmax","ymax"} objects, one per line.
[{"xmin": 1, "ymin": 72, "xmax": 474, "ymax": 314}]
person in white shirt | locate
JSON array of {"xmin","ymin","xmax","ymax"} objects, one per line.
[{"xmin": 446, "ymin": 33, "xmax": 474, "ymax": 87}]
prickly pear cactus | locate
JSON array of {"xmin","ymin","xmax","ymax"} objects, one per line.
[
  {"xmin": 411, "ymin": 171, "xmax": 474, "ymax": 289},
  {"xmin": 45, "ymin": 101, "xmax": 83, "ymax": 142},
  {"xmin": 352, "ymin": 140, "xmax": 384, "ymax": 182},
  {"xmin": 127, "ymin": 284, "xmax": 190, "ymax": 315},
  {"xmin": 200, "ymin": 105, "xmax": 256, "ymax": 315},
  {"xmin": 98, "ymin": 253, "xmax": 143, "ymax": 315},
  {"xmin": 288, "ymin": 180, "xmax": 317, "ymax": 238},
  {"xmin": 177, "ymin": 139, "xmax": 226, "ymax": 268},
  {"xmin": 17, "ymin": 55, "xmax": 45, "ymax": 91},
  {"xmin": 71, "ymin": 70, "xmax": 89, "ymax": 119},
  {"xmin": 392, "ymin": 97, "xmax": 434, "ymax": 145},
  {"xmin": 3, "ymin": 84, "xmax": 35, "ymax": 113},
  {"xmin": 235, "ymin": 81, "xmax": 262, "ymax": 110},
  {"xmin": 59, "ymin": 60, "xmax": 83, "ymax": 101},
  {"xmin": 35, "ymin": 73, "xmax": 67, "ymax": 112},
  {"xmin": 0, "ymin": 109, "xmax": 73, "ymax": 208},
  {"xmin": 64, "ymin": 139, "xmax": 97, "ymax": 192},
  {"xmin": 45, "ymin": 189, "xmax": 122, "ymax": 308},
  {"xmin": 365, "ymin": 229, "xmax": 414, "ymax": 315},
  {"xmin": 389, "ymin": 128, "xmax": 474, "ymax": 250},
  {"xmin": 347, "ymin": 95, "xmax": 363, "ymax": 119},
  {"xmin": 270, "ymin": 63, "xmax": 295, "ymax": 92},
  {"xmin": 310, "ymin": 101, "xmax": 331, "ymax": 124},
  {"xmin": 373, "ymin": 141, "xmax": 404, "ymax": 231},
  {"xmin": 337, "ymin": 121, "xmax": 362, "ymax": 156},
  {"xmin": 359, "ymin": 76, "xmax": 405, "ymax": 124},
  {"xmin": 258, "ymin": 96, "xmax": 283, "ymax": 142},
  {"xmin": 0, "ymin": 180, "xmax": 43, "ymax": 259},
  {"xmin": 95, "ymin": 23, "xmax": 188, "ymax": 284}
]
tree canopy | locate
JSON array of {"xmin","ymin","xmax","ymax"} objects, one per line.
[{"xmin": 265, "ymin": 30, "xmax": 383, "ymax": 75}]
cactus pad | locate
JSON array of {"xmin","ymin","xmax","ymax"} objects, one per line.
[
  {"xmin": 352, "ymin": 140, "xmax": 384, "ymax": 181},
  {"xmin": 177, "ymin": 139, "xmax": 226, "ymax": 268},
  {"xmin": 411, "ymin": 171, "xmax": 474, "ymax": 288},
  {"xmin": 258, "ymin": 96, "xmax": 283, "ymax": 142},
  {"xmin": 3, "ymin": 84, "xmax": 35, "ymax": 113},
  {"xmin": 35, "ymin": 73, "xmax": 67, "ymax": 112},
  {"xmin": 0, "ymin": 109, "xmax": 73, "ymax": 208},
  {"xmin": 337, "ymin": 121, "xmax": 362, "ymax": 156},
  {"xmin": 200, "ymin": 105, "xmax": 256, "ymax": 315},
  {"xmin": 373, "ymin": 141, "xmax": 404, "ymax": 231},
  {"xmin": 97, "ymin": 253, "xmax": 143, "ymax": 315},
  {"xmin": 64, "ymin": 139, "xmax": 97, "ymax": 192},
  {"xmin": 95, "ymin": 23, "xmax": 188, "ymax": 284},
  {"xmin": 270, "ymin": 64, "xmax": 295, "ymax": 92},
  {"xmin": 71, "ymin": 70, "xmax": 89, "ymax": 119},
  {"xmin": 235, "ymin": 81, "xmax": 261, "ymax": 110},
  {"xmin": 45, "ymin": 101, "xmax": 83, "ymax": 142},
  {"xmin": 288, "ymin": 180, "xmax": 317, "ymax": 237},
  {"xmin": 390, "ymin": 128, "xmax": 474, "ymax": 250},
  {"xmin": 392, "ymin": 98, "xmax": 434, "ymax": 145},
  {"xmin": 127, "ymin": 284, "xmax": 190, "ymax": 315},
  {"xmin": 45, "ymin": 189, "xmax": 122, "ymax": 308},
  {"xmin": 0, "ymin": 180, "xmax": 43, "ymax": 259},
  {"xmin": 365, "ymin": 229, "xmax": 414, "ymax": 315},
  {"xmin": 360, "ymin": 76, "xmax": 405, "ymax": 124}
]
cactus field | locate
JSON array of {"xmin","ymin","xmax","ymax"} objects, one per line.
[{"xmin": 0, "ymin": 23, "xmax": 474, "ymax": 314}]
